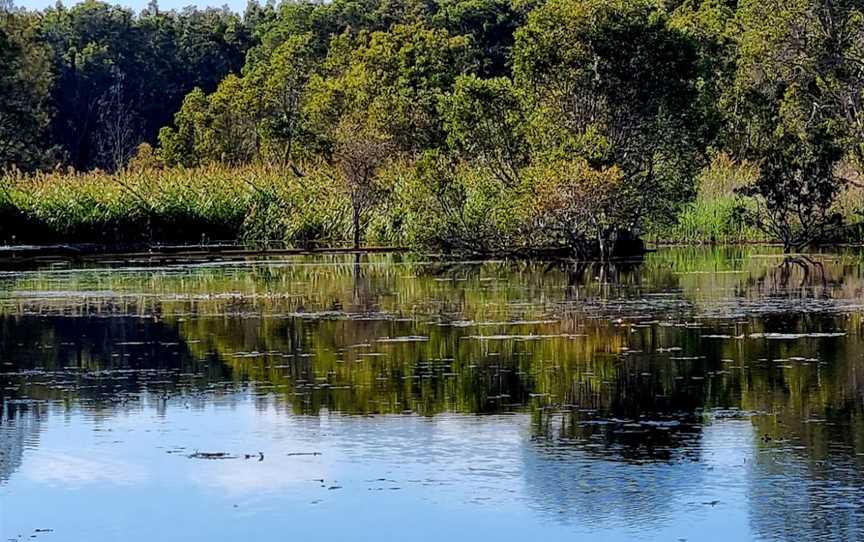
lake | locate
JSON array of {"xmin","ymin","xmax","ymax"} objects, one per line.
[{"xmin": 1, "ymin": 248, "xmax": 863, "ymax": 541}]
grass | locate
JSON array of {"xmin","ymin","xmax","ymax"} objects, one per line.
[
  {"xmin": 0, "ymin": 164, "xmax": 354, "ymax": 246},
  {"xmin": 652, "ymin": 153, "xmax": 765, "ymax": 244},
  {"xmin": 2, "ymin": 165, "xmax": 246, "ymax": 244},
  {"xmin": 662, "ymin": 195, "xmax": 764, "ymax": 244}
]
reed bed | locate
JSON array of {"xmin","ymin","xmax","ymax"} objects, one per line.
[{"xmin": 0, "ymin": 164, "xmax": 351, "ymax": 246}]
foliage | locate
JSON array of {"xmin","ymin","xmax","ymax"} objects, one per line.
[
  {"xmin": 159, "ymin": 32, "xmax": 318, "ymax": 167},
  {"xmin": 305, "ymin": 23, "xmax": 471, "ymax": 154},
  {"xmin": 2, "ymin": 0, "xmax": 253, "ymax": 171},
  {"xmin": 656, "ymin": 153, "xmax": 762, "ymax": 244},
  {"xmin": 738, "ymin": 133, "xmax": 845, "ymax": 252},
  {"xmin": 730, "ymin": 0, "xmax": 863, "ymax": 250},
  {"xmin": 527, "ymin": 159, "xmax": 632, "ymax": 258},
  {"xmin": 440, "ymin": 75, "xmax": 527, "ymax": 186},
  {"xmin": 331, "ymin": 117, "xmax": 395, "ymax": 248},
  {"xmin": 512, "ymin": 0, "xmax": 705, "ymax": 236},
  {"xmin": 2, "ymin": 0, "xmax": 864, "ymax": 253},
  {"xmin": 397, "ymin": 151, "xmax": 528, "ymax": 252},
  {"xmin": 0, "ymin": 9, "xmax": 53, "ymax": 171}
]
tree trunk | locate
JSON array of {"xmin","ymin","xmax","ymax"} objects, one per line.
[{"xmin": 353, "ymin": 204, "xmax": 361, "ymax": 249}]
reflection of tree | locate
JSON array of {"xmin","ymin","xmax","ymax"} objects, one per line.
[
  {"xmin": 747, "ymin": 443, "xmax": 864, "ymax": 541},
  {"xmin": 0, "ymin": 315, "xmax": 232, "ymax": 404},
  {"xmin": 734, "ymin": 312, "xmax": 864, "ymax": 541},
  {"xmin": 532, "ymin": 409, "xmax": 703, "ymax": 463},
  {"xmin": 0, "ymin": 402, "xmax": 44, "ymax": 484},
  {"xmin": 521, "ymin": 435, "xmax": 704, "ymax": 528},
  {"xmin": 1, "ymin": 252, "xmax": 863, "ymax": 512},
  {"xmin": 762, "ymin": 255, "xmax": 829, "ymax": 293}
]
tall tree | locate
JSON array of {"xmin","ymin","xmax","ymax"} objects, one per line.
[
  {"xmin": 305, "ymin": 23, "xmax": 471, "ymax": 154},
  {"xmin": 0, "ymin": 8, "xmax": 53, "ymax": 171},
  {"xmin": 513, "ymin": 0, "xmax": 704, "ymax": 239}
]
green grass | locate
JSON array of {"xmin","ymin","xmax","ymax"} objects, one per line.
[
  {"xmin": 659, "ymin": 195, "xmax": 765, "ymax": 244},
  {"xmin": 651, "ymin": 153, "xmax": 763, "ymax": 244},
  {"xmin": 0, "ymin": 164, "xmax": 356, "ymax": 246}
]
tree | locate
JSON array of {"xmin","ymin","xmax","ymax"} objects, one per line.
[
  {"xmin": 251, "ymin": 32, "xmax": 317, "ymax": 166},
  {"xmin": 739, "ymin": 132, "xmax": 845, "ymax": 253},
  {"xmin": 529, "ymin": 159, "xmax": 636, "ymax": 259},
  {"xmin": 95, "ymin": 72, "xmax": 138, "ymax": 171},
  {"xmin": 513, "ymin": 0, "xmax": 704, "ymax": 242},
  {"xmin": 399, "ymin": 150, "xmax": 523, "ymax": 252},
  {"xmin": 158, "ymin": 87, "xmax": 208, "ymax": 167},
  {"xmin": 732, "ymin": 0, "xmax": 864, "ymax": 164},
  {"xmin": 157, "ymin": 30, "xmax": 319, "ymax": 168},
  {"xmin": 440, "ymin": 75, "xmax": 527, "ymax": 186},
  {"xmin": 305, "ymin": 23, "xmax": 471, "ymax": 154},
  {"xmin": 158, "ymin": 75, "xmax": 260, "ymax": 166},
  {"xmin": 332, "ymin": 117, "xmax": 394, "ymax": 248},
  {"xmin": 30, "ymin": 1, "xmax": 255, "ymax": 170},
  {"xmin": 432, "ymin": 0, "xmax": 523, "ymax": 77},
  {"xmin": 729, "ymin": 0, "xmax": 864, "ymax": 248},
  {"xmin": 668, "ymin": 0, "xmax": 738, "ymax": 149},
  {"xmin": 0, "ymin": 10, "xmax": 53, "ymax": 170}
]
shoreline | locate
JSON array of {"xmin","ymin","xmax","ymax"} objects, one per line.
[{"xmin": 1, "ymin": 242, "xmax": 862, "ymax": 271}]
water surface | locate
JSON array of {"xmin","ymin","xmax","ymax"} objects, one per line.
[{"xmin": 1, "ymin": 248, "xmax": 863, "ymax": 541}]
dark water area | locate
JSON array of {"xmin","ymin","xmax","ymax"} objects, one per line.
[{"xmin": 1, "ymin": 248, "xmax": 863, "ymax": 541}]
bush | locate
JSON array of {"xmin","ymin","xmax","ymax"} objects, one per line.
[{"xmin": 396, "ymin": 153, "xmax": 528, "ymax": 253}]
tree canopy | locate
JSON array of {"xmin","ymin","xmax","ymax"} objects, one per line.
[{"xmin": 1, "ymin": 0, "xmax": 862, "ymax": 254}]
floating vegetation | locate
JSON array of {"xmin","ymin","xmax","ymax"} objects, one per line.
[
  {"xmin": 187, "ymin": 452, "xmax": 236, "ymax": 460},
  {"xmin": 461, "ymin": 334, "xmax": 583, "ymax": 341},
  {"xmin": 749, "ymin": 332, "xmax": 847, "ymax": 339},
  {"xmin": 376, "ymin": 336, "xmax": 430, "ymax": 343}
]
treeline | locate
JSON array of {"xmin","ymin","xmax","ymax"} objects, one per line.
[
  {"xmin": 0, "ymin": 0, "xmax": 259, "ymax": 171},
  {"xmin": 1, "ymin": 0, "xmax": 863, "ymax": 255}
]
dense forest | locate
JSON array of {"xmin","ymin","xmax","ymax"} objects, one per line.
[{"xmin": 0, "ymin": 0, "xmax": 863, "ymax": 256}]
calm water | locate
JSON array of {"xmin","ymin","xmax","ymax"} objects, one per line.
[{"xmin": 1, "ymin": 248, "xmax": 863, "ymax": 541}]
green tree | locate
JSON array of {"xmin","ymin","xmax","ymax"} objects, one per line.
[
  {"xmin": 158, "ymin": 30, "xmax": 318, "ymax": 168},
  {"xmin": 305, "ymin": 23, "xmax": 471, "ymax": 154},
  {"xmin": 730, "ymin": 0, "xmax": 863, "ymax": 248},
  {"xmin": 158, "ymin": 75, "xmax": 261, "ymax": 166},
  {"xmin": 738, "ymin": 131, "xmax": 844, "ymax": 252},
  {"xmin": 32, "ymin": 1, "xmax": 254, "ymax": 170},
  {"xmin": 513, "ymin": 0, "xmax": 704, "ymax": 244},
  {"xmin": 440, "ymin": 74, "xmax": 527, "ymax": 185},
  {"xmin": 157, "ymin": 87, "xmax": 208, "ymax": 167},
  {"xmin": 0, "ymin": 9, "xmax": 53, "ymax": 170},
  {"xmin": 528, "ymin": 159, "xmax": 634, "ymax": 259},
  {"xmin": 433, "ymin": 0, "xmax": 523, "ymax": 76},
  {"xmin": 668, "ymin": 0, "xmax": 738, "ymax": 149},
  {"xmin": 248, "ymin": 32, "xmax": 317, "ymax": 166}
]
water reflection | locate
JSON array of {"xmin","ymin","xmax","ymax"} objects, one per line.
[
  {"xmin": 0, "ymin": 403, "xmax": 43, "ymax": 484},
  {"xmin": 1, "ymin": 248, "xmax": 863, "ymax": 540}
]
